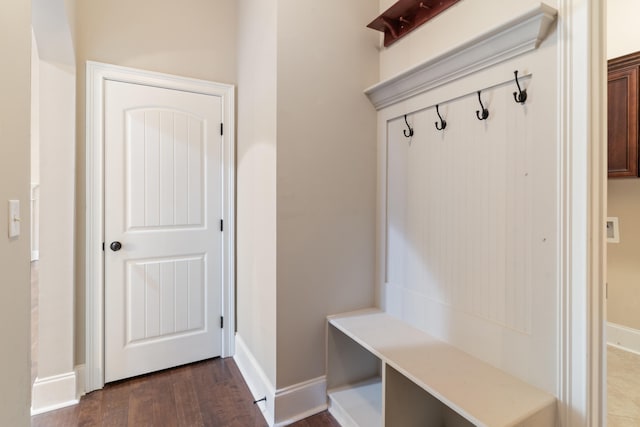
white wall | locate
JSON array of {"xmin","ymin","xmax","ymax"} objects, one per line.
[
  {"xmin": 378, "ymin": 0, "xmax": 558, "ymax": 81},
  {"xmin": 375, "ymin": 0, "xmax": 559, "ymax": 394},
  {"xmin": 74, "ymin": 0, "xmax": 238, "ymax": 365},
  {"xmin": 236, "ymin": 0, "xmax": 379, "ymax": 422},
  {"xmin": 31, "ymin": 33, "xmax": 41, "ymax": 261},
  {"xmin": 36, "ymin": 60, "xmax": 76, "ymax": 380},
  {"xmin": 75, "ymin": 0, "xmax": 236, "ymax": 82},
  {"xmin": 275, "ymin": 0, "xmax": 379, "ymax": 389},
  {"xmin": 30, "ymin": 0, "xmax": 78, "ymax": 412},
  {"xmin": 607, "ymin": 180, "xmax": 640, "ymax": 330},
  {"xmin": 0, "ymin": 0, "xmax": 32, "ymax": 424},
  {"xmin": 63, "ymin": 0, "xmax": 76, "ymax": 48},
  {"xmin": 31, "ymin": 33, "xmax": 41, "ymax": 186},
  {"xmin": 607, "ymin": 0, "xmax": 640, "ymax": 60},
  {"xmin": 32, "ymin": 0, "xmax": 75, "ymax": 66},
  {"xmin": 236, "ymin": 0, "xmax": 279, "ymax": 386}
]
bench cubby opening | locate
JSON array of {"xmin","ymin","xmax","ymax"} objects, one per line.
[{"xmin": 326, "ymin": 309, "xmax": 556, "ymax": 427}]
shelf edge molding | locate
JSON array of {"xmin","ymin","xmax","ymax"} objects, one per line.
[{"xmin": 365, "ymin": 2, "xmax": 557, "ymax": 110}]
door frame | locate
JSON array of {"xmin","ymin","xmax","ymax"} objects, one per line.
[{"xmin": 85, "ymin": 61, "xmax": 235, "ymax": 393}]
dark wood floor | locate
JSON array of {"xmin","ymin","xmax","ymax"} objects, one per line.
[{"xmin": 31, "ymin": 358, "xmax": 340, "ymax": 427}]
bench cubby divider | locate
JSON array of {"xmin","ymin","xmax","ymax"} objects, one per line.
[{"xmin": 326, "ymin": 309, "xmax": 556, "ymax": 427}]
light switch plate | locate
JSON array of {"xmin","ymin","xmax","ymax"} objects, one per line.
[{"xmin": 8, "ymin": 200, "xmax": 20, "ymax": 238}]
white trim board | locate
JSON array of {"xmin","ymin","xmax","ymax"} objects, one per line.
[
  {"xmin": 234, "ymin": 334, "xmax": 327, "ymax": 427},
  {"xmin": 328, "ymin": 380, "xmax": 382, "ymax": 427},
  {"xmin": 233, "ymin": 334, "xmax": 275, "ymax": 425},
  {"xmin": 31, "ymin": 371, "xmax": 79, "ymax": 415},
  {"xmin": 607, "ymin": 323, "xmax": 640, "ymax": 356},
  {"xmin": 85, "ymin": 61, "xmax": 236, "ymax": 393},
  {"xmin": 556, "ymin": 0, "xmax": 607, "ymax": 425},
  {"xmin": 274, "ymin": 376, "xmax": 327, "ymax": 426},
  {"xmin": 75, "ymin": 364, "xmax": 85, "ymax": 399}
]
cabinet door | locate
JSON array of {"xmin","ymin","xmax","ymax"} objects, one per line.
[{"xmin": 608, "ymin": 66, "xmax": 638, "ymax": 177}]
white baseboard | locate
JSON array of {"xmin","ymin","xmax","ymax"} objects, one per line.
[
  {"xmin": 273, "ymin": 376, "xmax": 327, "ymax": 427},
  {"xmin": 328, "ymin": 392, "xmax": 361, "ymax": 427},
  {"xmin": 607, "ymin": 322, "xmax": 640, "ymax": 355},
  {"xmin": 31, "ymin": 370, "xmax": 79, "ymax": 415},
  {"xmin": 75, "ymin": 364, "xmax": 86, "ymax": 399},
  {"xmin": 234, "ymin": 334, "xmax": 327, "ymax": 427},
  {"xmin": 234, "ymin": 334, "xmax": 276, "ymax": 426}
]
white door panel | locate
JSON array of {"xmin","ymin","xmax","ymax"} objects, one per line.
[{"xmin": 104, "ymin": 80, "xmax": 222, "ymax": 382}]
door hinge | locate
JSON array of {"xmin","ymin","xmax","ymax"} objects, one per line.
[
  {"xmin": 220, "ymin": 219, "xmax": 223, "ymax": 232},
  {"xmin": 220, "ymin": 123, "xmax": 223, "ymax": 135},
  {"xmin": 220, "ymin": 316, "xmax": 224, "ymax": 328}
]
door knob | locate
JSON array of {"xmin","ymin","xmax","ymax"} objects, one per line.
[{"xmin": 110, "ymin": 241, "xmax": 122, "ymax": 251}]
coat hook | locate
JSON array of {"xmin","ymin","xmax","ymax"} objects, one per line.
[
  {"xmin": 419, "ymin": 2, "xmax": 432, "ymax": 9},
  {"xmin": 434, "ymin": 105, "xmax": 446, "ymax": 130},
  {"xmin": 403, "ymin": 114, "xmax": 414, "ymax": 137},
  {"xmin": 475, "ymin": 91, "xmax": 489, "ymax": 121},
  {"xmin": 512, "ymin": 70, "xmax": 527, "ymax": 104}
]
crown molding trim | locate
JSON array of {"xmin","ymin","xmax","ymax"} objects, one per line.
[{"xmin": 365, "ymin": 3, "xmax": 557, "ymax": 110}]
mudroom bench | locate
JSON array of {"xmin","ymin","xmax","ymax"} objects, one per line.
[{"xmin": 326, "ymin": 309, "xmax": 556, "ymax": 427}]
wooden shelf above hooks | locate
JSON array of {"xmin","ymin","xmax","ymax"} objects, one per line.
[{"xmin": 367, "ymin": 0, "xmax": 461, "ymax": 47}]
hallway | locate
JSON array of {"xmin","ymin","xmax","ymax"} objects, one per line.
[{"xmin": 31, "ymin": 358, "xmax": 338, "ymax": 427}]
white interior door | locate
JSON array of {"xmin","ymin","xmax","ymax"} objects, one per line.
[{"xmin": 104, "ymin": 79, "xmax": 223, "ymax": 382}]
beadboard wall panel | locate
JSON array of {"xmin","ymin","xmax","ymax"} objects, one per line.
[
  {"xmin": 387, "ymin": 82, "xmax": 535, "ymax": 332},
  {"xmin": 380, "ymin": 48, "xmax": 558, "ymax": 394}
]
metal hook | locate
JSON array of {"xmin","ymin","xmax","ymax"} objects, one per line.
[
  {"xmin": 434, "ymin": 105, "xmax": 446, "ymax": 131},
  {"xmin": 512, "ymin": 70, "xmax": 527, "ymax": 104},
  {"xmin": 403, "ymin": 114, "xmax": 414, "ymax": 137},
  {"xmin": 475, "ymin": 91, "xmax": 489, "ymax": 121}
]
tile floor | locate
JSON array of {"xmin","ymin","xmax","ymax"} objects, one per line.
[{"xmin": 608, "ymin": 345, "xmax": 640, "ymax": 426}]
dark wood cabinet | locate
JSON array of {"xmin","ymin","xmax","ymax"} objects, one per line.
[{"xmin": 608, "ymin": 53, "xmax": 640, "ymax": 178}]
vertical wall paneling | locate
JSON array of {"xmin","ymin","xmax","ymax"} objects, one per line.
[
  {"xmin": 372, "ymin": 4, "xmax": 559, "ymax": 395},
  {"xmin": 385, "ymin": 76, "xmax": 542, "ymax": 368}
]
